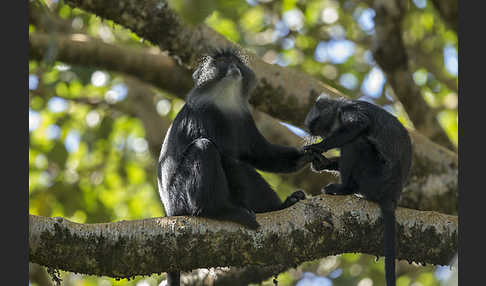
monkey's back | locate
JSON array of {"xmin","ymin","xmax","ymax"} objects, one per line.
[
  {"xmin": 157, "ymin": 102, "xmax": 254, "ymax": 215},
  {"xmin": 353, "ymin": 101, "xmax": 412, "ymax": 185}
]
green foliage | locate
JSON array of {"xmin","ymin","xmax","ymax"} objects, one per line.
[
  {"xmin": 206, "ymin": 11, "xmax": 241, "ymax": 43},
  {"xmin": 168, "ymin": 0, "xmax": 217, "ymax": 25}
]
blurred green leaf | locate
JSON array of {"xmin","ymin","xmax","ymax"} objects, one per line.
[{"xmin": 168, "ymin": 0, "xmax": 217, "ymax": 25}]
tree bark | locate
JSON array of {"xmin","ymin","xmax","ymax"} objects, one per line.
[{"xmin": 30, "ymin": 195, "xmax": 458, "ymax": 279}]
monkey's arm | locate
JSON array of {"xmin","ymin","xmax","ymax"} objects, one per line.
[
  {"xmin": 244, "ymin": 141, "xmax": 312, "ymax": 173},
  {"xmin": 239, "ymin": 121, "xmax": 313, "ymax": 173},
  {"xmin": 306, "ymin": 109, "xmax": 370, "ymax": 152}
]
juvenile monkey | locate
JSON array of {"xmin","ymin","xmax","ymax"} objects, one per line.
[{"xmin": 304, "ymin": 95, "xmax": 412, "ymax": 286}]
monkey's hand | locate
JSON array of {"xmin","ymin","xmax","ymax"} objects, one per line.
[
  {"xmin": 311, "ymin": 152, "xmax": 332, "ymax": 172},
  {"xmin": 281, "ymin": 190, "xmax": 306, "ymax": 209},
  {"xmin": 295, "ymin": 149, "xmax": 317, "ymax": 168},
  {"xmin": 302, "ymin": 147, "xmax": 332, "ymax": 172}
]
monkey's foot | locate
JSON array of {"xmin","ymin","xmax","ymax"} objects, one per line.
[
  {"xmin": 322, "ymin": 184, "xmax": 350, "ymax": 195},
  {"xmin": 245, "ymin": 219, "xmax": 260, "ymax": 230},
  {"xmin": 217, "ymin": 207, "xmax": 260, "ymax": 230},
  {"xmin": 245, "ymin": 208, "xmax": 256, "ymax": 219},
  {"xmin": 237, "ymin": 210, "xmax": 260, "ymax": 230},
  {"xmin": 281, "ymin": 190, "xmax": 306, "ymax": 208}
]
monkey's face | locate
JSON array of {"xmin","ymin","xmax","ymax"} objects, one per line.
[
  {"xmin": 192, "ymin": 49, "xmax": 257, "ymax": 97},
  {"xmin": 304, "ymin": 95, "xmax": 339, "ymax": 137}
]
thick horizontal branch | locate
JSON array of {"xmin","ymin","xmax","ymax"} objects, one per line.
[{"xmin": 30, "ymin": 195, "xmax": 458, "ymax": 279}]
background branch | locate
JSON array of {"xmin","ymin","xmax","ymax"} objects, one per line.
[
  {"xmin": 371, "ymin": 0, "xmax": 455, "ymax": 150},
  {"xmin": 29, "ymin": 33, "xmax": 192, "ymax": 97}
]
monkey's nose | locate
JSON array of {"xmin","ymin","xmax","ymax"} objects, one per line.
[{"xmin": 226, "ymin": 63, "xmax": 241, "ymax": 77}]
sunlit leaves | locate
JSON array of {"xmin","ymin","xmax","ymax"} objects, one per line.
[
  {"xmin": 438, "ymin": 110, "xmax": 458, "ymax": 145},
  {"xmin": 305, "ymin": 0, "xmax": 326, "ymax": 25},
  {"xmin": 29, "ymin": 58, "xmax": 164, "ymax": 225},
  {"xmin": 168, "ymin": 0, "xmax": 217, "ymax": 25},
  {"xmin": 282, "ymin": 0, "xmax": 298, "ymax": 13},
  {"xmin": 241, "ymin": 6, "xmax": 265, "ymax": 33},
  {"xmin": 206, "ymin": 11, "xmax": 241, "ymax": 42}
]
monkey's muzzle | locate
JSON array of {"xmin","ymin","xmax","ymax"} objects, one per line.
[{"xmin": 226, "ymin": 63, "xmax": 241, "ymax": 77}]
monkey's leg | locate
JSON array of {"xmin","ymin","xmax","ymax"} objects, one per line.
[
  {"xmin": 180, "ymin": 138, "xmax": 259, "ymax": 229},
  {"xmin": 357, "ymin": 162, "xmax": 403, "ymax": 205},
  {"xmin": 322, "ymin": 145, "xmax": 356, "ymax": 195},
  {"xmin": 223, "ymin": 158, "xmax": 305, "ymax": 213}
]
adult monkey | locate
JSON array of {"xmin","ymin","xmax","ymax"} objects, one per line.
[
  {"xmin": 157, "ymin": 48, "xmax": 318, "ymax": 286},
  {"xmin": 304, "ymin": 95, "xmax": 413, "ymax": 286}
]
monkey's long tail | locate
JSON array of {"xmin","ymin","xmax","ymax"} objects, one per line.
[
  {"xmin": 381, "ymin": 204, "xmax": 396, "ymax": 286},
  {"xmin": 167, "ymin": 271, "xmax": 180, "ymax": 286}
]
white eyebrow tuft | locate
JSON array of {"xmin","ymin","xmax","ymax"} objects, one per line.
[{"xmin": 316, "ymin": 93, "xmax": 330, "ymax": 102}]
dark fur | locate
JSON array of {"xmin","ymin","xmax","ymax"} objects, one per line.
[
  {"xmin": 157, "ymin": 49, "xmax": 312, "ymax": 286},
  {"xmin": 303, "ymin": 95, "xmax": 412, "ymax": 286}
]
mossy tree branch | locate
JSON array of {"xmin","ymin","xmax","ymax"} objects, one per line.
[{"xmin": 30, "ymin": 195, "xmax": 457, "ymax": 279}]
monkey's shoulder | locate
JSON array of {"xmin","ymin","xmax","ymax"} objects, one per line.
[{"xmin": 169, "ymin": 103, "xmax": 256, "ymax": 153}]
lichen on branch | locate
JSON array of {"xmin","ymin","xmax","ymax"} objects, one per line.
[{"xmin": 30, "ymin": 195, "xmax": 457, "ymax": 279}]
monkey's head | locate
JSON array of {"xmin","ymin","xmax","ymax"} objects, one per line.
[
  {"xmin": 192, "ymin": 48, "xmax": 257, "ymax": 98},
  {"xmin": 304, "ymin": 94, "xmax": 343, "ymax": 137}
]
